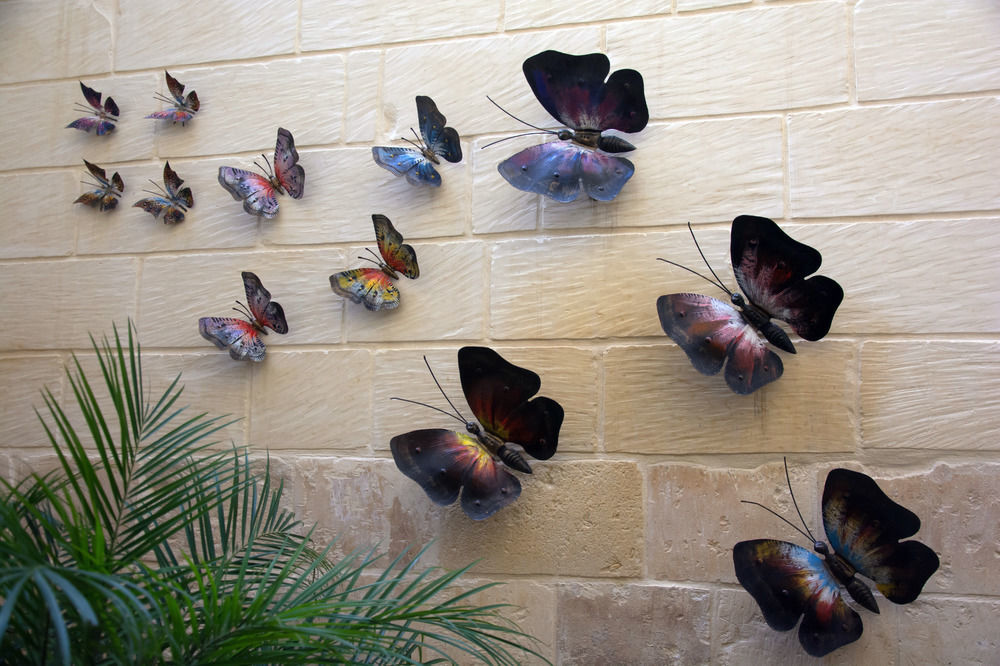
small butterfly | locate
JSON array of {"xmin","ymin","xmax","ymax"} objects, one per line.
[
  {"xmin": 329, "ymin": 214, "xmax": 419, "ymax": 311},
  {"xmin": 372, "ymin": 95, "xmax": 462, "ymax": 187},
  {"xmin": 390, "ymin": 346, "xmax": 564, "ymax": 520},
  {"xmin": 73, "ymin": 160, "xmax": 124, "ymax": 212},
  {"xmin": 133, "ymin": 161, "xmax": 193, "ymax": 224},
  {"xmin": 218, "ymin": 127, "xmax": 305, "ymax": 218},
  {"xmin": 66, "ymin": 81, "xmax": 119, "ymax": 135},
  {"xmin": 146, "ymin": 71, "xmax": 199, "ymax": 125},
  {"xmin": 495, "ymin": 50, "xmax": 648, "ymax": 203},
  {"xmin": 198, "ymin": 271, "xmax": 289, "ymax": 362},
  {"xmin": 656, "ymin": 215, "xmax": 843, "ymax": 394},
  {"xmin": 734, "ymin": 462, "xmax": 939, "ymax": 657}
]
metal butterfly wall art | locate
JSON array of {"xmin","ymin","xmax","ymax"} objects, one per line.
[
  {"xmin": 656, "ymin": 215, "xmax": 843, "ymax": 394},
  {"xmin": 74, "ymin": 160, "xmax": 124, "ymax": 212},
  {"xmin": 218, "ymin": 127, "xmax": 305, "ymax": 218},
  {"xmin": 133, "ymin": 161, "xmax": 193, "ymax": 224},
  {"xmin": 734, "ymin": 462, "xmax": 939, "ymax": 657},
  {"xmin": 67, "ymin": 82, "xmax": 119, "ymax": 135},
  {"xmin": 390, "ymin": 346, "xmax": 564, "ymax": 520},
  {"xmin": 199, "ymin": 271, "xmax": 289, "ymax": 362},
  {"xmin": 146, "ymin": 71, "xmax": 199, "ymax": 125},
  {"xmin": 495, "ymin": 49, "xmax": 648, "ymax": 203},
  {"xmin": 330, "ymin": 214, "xmax": 419, "ymax": 311},
  {"xmin": 372, "ymin": 95, "xmax": 462, "ymax": 187}
]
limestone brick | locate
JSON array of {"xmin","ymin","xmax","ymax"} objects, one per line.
[
  {"xmin": 0, "ymin": 355, "xmax": 67, "ymax": 448},
  {"xmin": 0, "ymin": 171, "xmax": 78, "ymax": 258}
]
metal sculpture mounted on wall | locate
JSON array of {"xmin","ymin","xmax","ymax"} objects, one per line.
[
  {"xmin": 67, "ymin": 81, "xmax": 119, "ymax": 135},
  {"xmin": 133, "ymin": 161, "xmax": 193, "ymax": 224},
  {"xmin": 145, "ymin": 71, "xmax": 200, "ymax": 126},
  {"xmin": 199, "ymin": 271, "xmax": 289, "ymax": 362},
  {"xmin": 372, "ymin": 95, "xmax": 463, "ymax": 187},
  {"xmin": 73, "ymin": 160, "xmax": 124, "ymax": 212},
  {"xmin": 218, "ymin": 127, "xmax": 305, "ymax": 218},
  {"xmin": 330, "ymin": 214, "xmax": 420, "ymax": 311}
]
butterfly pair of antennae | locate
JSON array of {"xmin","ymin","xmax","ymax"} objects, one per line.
[
  {"xmin": 657, "ymin": 222, "xmax": 734, "ymax": 300},
  {"xmin": 741, "ymin": 457, "xmax": 819, "ymax": 544},
  {"xmin": 480, "ymin": 95, "xmax": 564, "ymax": 150},
  {"xmin": 390, "ymin": 356, "xmax": 468, "ymax": 426}
]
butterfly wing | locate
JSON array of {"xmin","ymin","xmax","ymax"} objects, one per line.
[
  {"xmin": 103, "ymin": 96, "xmax": 119, "ymax": 119},
  {"xmin": 164, "ymin": 71, "xmax": 185, "ymax": 104},
  {"xmin": 330, "ymin": 268, "xmax": 400, "ymax": 311},
  {"xmin": 133, "ymin": 196, "xmax": 169, "ymax": 218},
  {"xmin": 273, "ymin": 127, "xmax": 305, "ymax": 198},
  {"xmin": 162, "ymin": 162, "xmax": 193, "ymax": 208},
  {"xmin": 242, "ymin": 271, "xmax": 288, "ymax": 334},
  {"xmin": 146, "ymin": 109, "xmax": 196, "ymax": 123},
  {"xmin": 657, "ymin": 293, "xmax": 783, "ymax": 394},
  {"xmin": 390, "ymin": 428, "xmax": 521, "ymax": 520},
  {"xmin": 198, "ymin": 317, "xmax": 267, "ymax": 362},
  {"xmin": 74, "ymin": 191, "xmax": 103, "ymax": 208},
  {"xmin": 522, "ymin": 50, "xmax": 648, "ymax": 133},
  {"xmin": 415, "ymin": 95, "xmax": 462, "ymax": 163},
  {"xmin": 79, "ymin": 81, "xmax": 102, "ymax": 110},
  {"xmin": 731, "ymin": 215, "xmax": 844, "ymax": 341},
  {"xmin": 218, "ymin": 167, "xmax": 279, "ymax": 218},
  {"xmin": 67, "ymin": 117, "xmax": 102, "ymax": 133},
  {"xmin": 372, "ymin": 147, "xmax": 442, "ymax": 187},
  {"xmin": 734, "ymin": 539, "xmax": 863, "ymax": 657},
  {"xmin": 82, "ymin": 159, "xmax": 109, "ymax": 185},
  {"xmin": 822, "ymin": 468, "xmax": 940, "ymax": 605},
  {"xmin": 498, "ymin": 140, "xmax": 635, "ymax": 203},
  {"xmin": 373, "ymin": 214, "xmax": 419, "ymax": 279},
  {"xmin": 458, "ymin": 346, "xmax": 563, "ymax": 461}
]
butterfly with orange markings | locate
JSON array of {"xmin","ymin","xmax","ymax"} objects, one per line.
[
  {"xmin": 199, "ymin": 272, "xmax": 288, "ymax": 362},
  {"xmin": 329, "ymin": 214, "xmax": 419, "ymax": 311}
]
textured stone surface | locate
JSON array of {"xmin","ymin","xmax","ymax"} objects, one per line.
[
  {"xmin": 0, "ymin": 355, "xmax": 67, "ymax": 448},
  {"xmin": 0, "ymin": 171, "xmax": 78, "ymax": 258},
  {"xmin": 505, "ymin": 0, "xmax": 666, "ymax": 29},
  {"xmin": 678, "ymin": 0, "xmax": 748, "ymax": 9},
  {"xmin": 898, "ymin": 596, "xmax": 1000, "ymax": 664},
  {"xmin": 344, "ymin": 50, "xmax": 381, "ymax": 144}
]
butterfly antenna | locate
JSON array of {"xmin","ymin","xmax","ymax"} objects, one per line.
[
  {"xmin": 486, "ymin": 95, "xmax": 553, "ymax": 132},
  {"xmin": 152, "ymin": 91, "xmax": 176, "ymax": 105},
  {"xmin": 480, "ymin": 131, "xmax": 557, "ymax": 150},
  {"xmin": 687, "ymin": 222, "xmax": 735, "ymax": 295},
  {"xmin": 400, "ymin": 134, "xmax": 424, "ymax": 152},
  {"xmin": 389, "ymin": 397, "xmax": 466, "ymax": 426},
  {"xmin": 783, "ymin": 457, "xmax": 818, "ymax": 543},
  {"xmin": 232, "ymin": 300, "xmax": 255, "ymax": 322},
  {"xmin": 739, "ymin": 500, "xmax": 815, "ymax": 543},
  {"xmin": 72, "ymin": 102, "xmax": 97, "ymax": 114},
  {"xmin": 141, "ymin": 179, "xmax": 168, "ymax": 198},
  {"xmin": 422, "ymin": 355, "xmax": 468, "ymax": 423},
  {"xmin": 656, "ymin": 258, "xmax": 731, "ymax": 298}
]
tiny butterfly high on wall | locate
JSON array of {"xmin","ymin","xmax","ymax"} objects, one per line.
[
  {"xmin": 390, "ymin": 346, "xmax": 564, "ymax": 520},
  {"xmin": 733, "ymin": 460, "xmax": 939, "ymax": 657},
  {"xmin": 329, "ymin": 214, "xmax": 419, "ymax": 311},
  {"xmin": 73, "ymin": 160, "xmax": 124, "ymax": 212},
  {"xmin": 218, "ymin": 127, "xmax": 305, "ymax": 219},
  {"xmin": 133, "ymin": 161, "xmax": 193, "ymax": 225},
  {"xmin": 372, "ymin": 95, "xmax": 462, "ymax": 187},
  {"xmin": 656, "ymin": 215, "xmax": 843, "ymax": 394},
  {"xmin": 67, "ymin": 82, "xmax": 119, "ymax": 135},
  {"xmin": 146, "ymin": 71, "xmax": 199, "ymax": 125},
  {"xmin": 199, "ymin": 271, "xmax": 289, "ymax": 362}
]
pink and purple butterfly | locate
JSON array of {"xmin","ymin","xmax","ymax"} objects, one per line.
[
  {"xmin": 199, "ymin": 271, "xmax": 289, "ymax": 362},
  {"xmin": 133, "ymin": 161, "xmax": 193, "ymax": 225},
  {"xmin": 73, "ymin": 160, "xmax": 124, "ymax": 212},
  {"xmin": 495, "ymin": 50, "xmax": 648, "ymax": 203},
  {"xmin": 372, "ymin": 96, "xmax": 462, "ymax": 187},
  {"xmin": 218, "ymin": 127, "xmax": 304, "ymax": 218},
  {"xmin": 734, "ymin": 462, "xmax": 939, "ymax": 657},
  {"xmin": 656, "ymin": 215, "xmax": 843, "ymax": 394},
  {"xmin": 66, "ymin": 82, "xmax": 119, "ymax": 136},
  {"xmin": 146, "ymin": 71, "xmax": 199, "ymax": 125}
]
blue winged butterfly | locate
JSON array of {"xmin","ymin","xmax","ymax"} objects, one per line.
[
  {"xmin": 74, "ymin": 160, "xmax": 124, "ymax": 212},
  {"xmin": 390, "ymin": 346, "xmax": 564, "ymax": 520},
  {"xmin": 133, "ymin": 161, "xmax": 193, "ymax": 225},
  {"xmin": 496, "ymin": 50, "xmax": 648, "ymax": 202},
  {"xmin": 67, "ymin": 81, "xmax": 119, "ymax": 135},
  {"xmin": 372, "ymin": 95, "xmax": 462, "ymax": 187},
  {"xmin": 198, "ymin": 271, "xmax": 288, "ymax": 362},
  {"xmin": 656, "ymin": 215, "xmax": 843, "ymax": 394},
  {"xmin": 734, "ymin": 462, "xmax": 939, "ymax": 657},
  {"xmin": 146, "ymin": 71, "xmax": 199, "ymax": 125},
  {"xmin": 218, "ymin": 128, "xmax": 305, "ymax": 219}
]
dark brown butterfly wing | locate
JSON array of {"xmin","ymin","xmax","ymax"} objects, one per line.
[
  {"xmin": 822, "ymin": 468, "xmax": 940, "ymax": 604},
  {"xmin": 733, "ymin": 539, "xmax": 863, "ymax": 657},
  {"xmin": 389, "ymin": 428, "xmax": 521, "ymax": 520},
  {"xmin": 458, "ymin": 346, "xmax": 563, "ymax": 460},
  {"xmin": 242, "ymin": 271, "xmax": 288, "ymax": 334},
  {"xmin": 731, "ymin": 215, "xmax": 843, "ymax": 341}
]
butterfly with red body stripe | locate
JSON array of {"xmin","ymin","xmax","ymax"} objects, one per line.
[
  {"xmin": 146, "ymin": 71, "xmax": 199, "ymax": 125},
  {"xmin": 218, "ymin": 127, "xmax": 305, "ymax": 219},
  {"xmin": 199, "ymin": 272, "xmax": 288, "ymax": 362},
  {"xmin": 67, "ymin": 82, "xmax": 119, "ymax": 136}
]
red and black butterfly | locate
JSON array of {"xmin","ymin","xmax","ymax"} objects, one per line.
[
  {"xmin": 133, "ymin": 161, "xmax": 193, "ymax": 224},
  {"xmin": 734, "ymin": 463, "xmax": 939, "ymax": 657},
  {"xmin": 656, "ymin": 215, "xmax": 843, "ymax": 394},
  {"xmin": 73, "ymin": 160, "xmax": 124, "ymax": 212},
  {"xmin": 146, "ymin": 71, "xmax": 199, "ymax": 125},
  {"xmin": 390, "ymin": 346, "xmax": 564, "ymax": 520},
  {"xmin": 218, "ymin": 127, "xmax": 304, "ymax": 219},
  {"xmin": 67, "ymin": 81, "xmax": 119, "ymax": 135},
  {"xmin": 329, "ymin": 214, "xmax": 419, "ymax": 311},
  {"xmin": 198, "ymin": 272, "xmax": 289, "ymax": 362}
]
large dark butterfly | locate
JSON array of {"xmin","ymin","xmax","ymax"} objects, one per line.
[
  {"xmin": 496, "ymin": 49, "xmax": 648, "ymax": 203},
  {"xmin": 67, "ymin": 81, "xmax": 119, "ymax": 135},
  {"xmin": 390, "ymin": 346, "xmax": 564, "ymax": 520},
  {"xmin": 198, "ymin": 271, "xmax": 289, "ymax": 362},
  {"xmin": 734, "ymin": 464, "xmax": 939, "ymax": 657},
  {"xmin": 372, "ymin": 95, "xmax": 462, "ymax": 187},
  {"xmin": 74, "ymin": 160, "xmax": 124, "ymax": 212},
  {"xmin": 329, "ymin": 214, "xmax": 419, "ymax": 311},
  {"xmin": 146, "ymin": 71, "xmax": 199, "ymax": 125},
  {"xmin": 218, "ymin": 127, "xmax": 305, "ymax": 218},
  {"xmin": 133, "ymin": 161, "xmax": 193, "ymax": 224},
  {"xmin": 656, "ymin": 215, "xmax": 843, "ymax": 394}
]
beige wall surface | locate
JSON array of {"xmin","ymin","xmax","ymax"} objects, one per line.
[{"xmin": 2, "ymin": 0, "xmax": 999, "ymax": 662}]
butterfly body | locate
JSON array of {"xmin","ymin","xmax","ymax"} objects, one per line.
[
  {"xmin": 734, "ymin": 468, "xmax": 939, "ymax": 657},
  {"xmin": 372, "ymin": 96, "xmax": 462, "ymax": 187},
  {"xmin": 390, "ymin": 346, "xmax": 563, "ymax": 520},
  {"xmin": 146, "ymin": 71, "xmax": 199, "ymax": 125},
  {"xmin": 133, "ymin": 161, "xmax": 192, "ymax": 224},
  {"xmin": 74, "ymin": 160, "xmax": 124, "ymax": 212},
  {"xmin": 67, "ymin": 82, "xmax": 119, "ymax": 135},
  {"xmin": 218, "ymin": 127, "xmax": 304, "ymax": 218},
  {"xmin": 657, "ymin": 215, "xmax": 843, "ymax": 394},
  {"xmin": 199, "ymin": 272, "xmax": 288, "ymax": 362},
  {"xmin": 330, "ymin": 214, "xmax": 418, "ymax": 311},
  {"xmin": 497, "ymin": 50, "xmax": 648, "ymax": 202}
]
